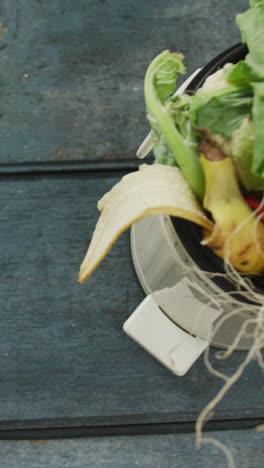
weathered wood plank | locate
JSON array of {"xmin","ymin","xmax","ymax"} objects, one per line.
[
  {"xmin": 1, "ymin": 429, "xmax": 264, "ymax": 468},
  {"xmin": 0, "ymin": 172, "xmax": 263, "ymax": 426},
  {"xmin": 0, "ymin": 0, "xmax": 247, "ymax": 163}
]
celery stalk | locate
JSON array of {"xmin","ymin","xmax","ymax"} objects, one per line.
[{"xmin": 144, "ymin": 50, "xmax": 205, "ymax": 200}]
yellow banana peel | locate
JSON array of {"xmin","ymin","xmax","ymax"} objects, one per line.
[{"xmin": 78, "ymin": 164, "xmax": 212, "ymax": 283}]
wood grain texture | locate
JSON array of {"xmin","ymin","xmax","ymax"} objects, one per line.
[
  {"xmin": 1, "ymin": 429, "xmax": 264, "ymax": 468},
  {"xmin": 0, "ymin": 0, "xmax": 248, "ymax": 163},
  {"xmin": 0, "ymin": 171, "xmax": 263, "ymax": 427}
]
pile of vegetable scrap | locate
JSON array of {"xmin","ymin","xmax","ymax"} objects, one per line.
[{"xmin": 79, "ymin": 0, "xmax": 264, "ymax": 284}]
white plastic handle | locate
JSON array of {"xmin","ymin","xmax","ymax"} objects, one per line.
[{"xmin": 123, "ymin": 295, "xmax": 208, "ymax": 376}]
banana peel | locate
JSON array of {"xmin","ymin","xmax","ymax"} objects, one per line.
[{"xmin": 78, "ymin": 164, "xmax": 213, "ymax": 283}]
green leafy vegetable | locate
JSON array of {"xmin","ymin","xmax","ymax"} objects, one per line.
[
  {"xmin": 170, "ymin": 93, "xmax": 198, "ymax": 156},
  {"xmin": 144, "ymin": 50, "xmax": 205, "ymax": 200},
  {"xmin": 231, "ymin": 117, "xmax": 264, "ymax": 190},
  {"xmin": 143, "ymin": 1, "xmax": 264, "ymax": 193},
  {"xmin": 225, "ymin": 0, "xmax": 264, "ymax": 176},
  {"xmin": 225, "ymin": 60, "xmax": 260, "ymax": 84},
  {"xmin": 189, "ymin": 87, "xmax": 253, "ymax": 138},
  {"xmin": 249, "ymin": 0, "xmax": 264, "ymax": 7}
]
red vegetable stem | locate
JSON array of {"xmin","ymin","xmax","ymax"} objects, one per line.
[{"xmin": 244, "ymin": 196, "xmax": 264, "ymax": 216}]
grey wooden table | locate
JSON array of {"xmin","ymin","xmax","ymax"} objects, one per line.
[{"xmin": 0, "ymin": 1, "xmax": 263, "ymax": 467}]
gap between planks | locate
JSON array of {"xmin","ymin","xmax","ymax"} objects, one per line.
[
  {"xmin": 0, "ymin": 160, "xmax": 144, "ymax": 177},
  {"xmin": 0, "ymin": 416, "xmax": 263, "ymax": 440}
]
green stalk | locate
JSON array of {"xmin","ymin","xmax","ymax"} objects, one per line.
[{"xmin": 144, "ymin": 50, "xmax": 205, "ymax": 200}]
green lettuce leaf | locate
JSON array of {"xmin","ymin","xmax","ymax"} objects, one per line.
[
  {"xmin": 225, "ymin": 60, "xmax": 260, "ymax": 84},
  {"xmin": 251, "ymin": 81, "xmax": 264, "ymax": 176},
  {"xmin": 189, "ymin": 87, "xmax": 253, "ymax": 138},
  {"xmin": 231, "ymin": 117, "xmax": 264, "ymax": 190},
  {"xmin": 225, "ymin": 1, "xmax": 264, "ymax": 176},
  {"xmin": 249, "ymin": 1, "xmax": 264, "ymax": 7}
]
